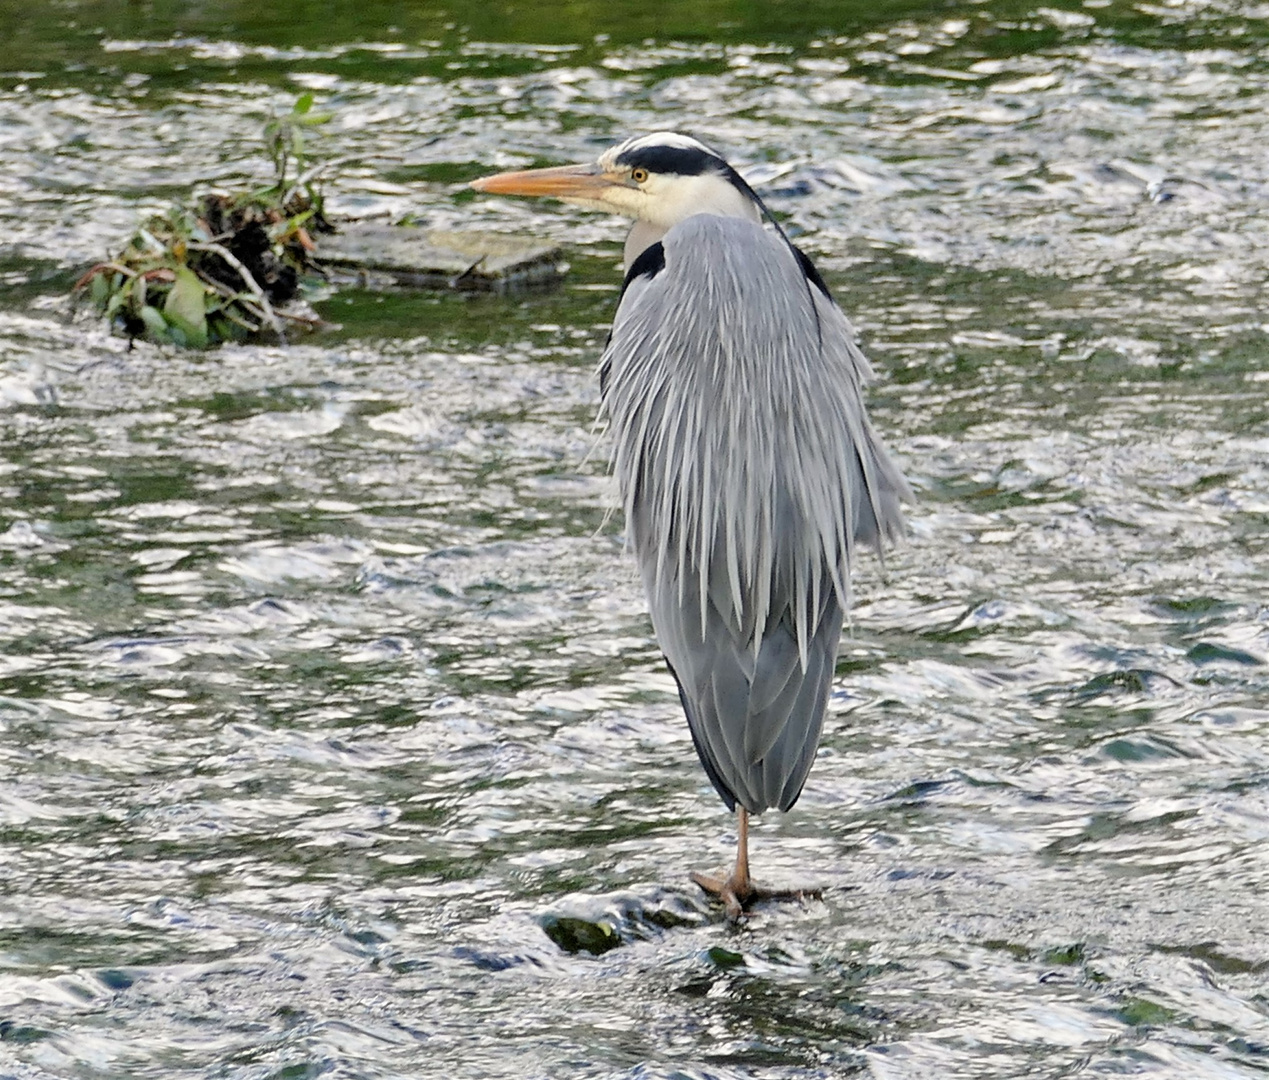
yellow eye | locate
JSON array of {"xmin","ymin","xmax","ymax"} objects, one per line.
[{"xmin": 631, "ymin": 167, "xmax": 649, "ymax": 184}]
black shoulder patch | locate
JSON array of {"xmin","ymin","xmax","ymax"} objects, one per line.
[
  {"xmin": 617, "ymin": 241, "xmax": 666, "ymax": 305},
  {"xmin": 614, "ymin": 143, "xmax": 720, "ymax": 177},
  {"xmin": 605, "ymin": 241, "xmax": 666, "ymax": 398},
  {"xmin": 793, "ymin": 245, "xmax": 832, "ymax": 301}
]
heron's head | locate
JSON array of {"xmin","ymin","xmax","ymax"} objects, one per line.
[{"xmin": 470, "ymin": 132, "xmax": 762, "ymax": 229}]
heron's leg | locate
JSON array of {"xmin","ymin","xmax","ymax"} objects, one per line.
[
  {"xmin": 691, "ymin": 807, "xmax": 821, "ymax": 920},
  {"xmin": 691, "ymin": 806, "xmax": 751, "ymax": 919}
]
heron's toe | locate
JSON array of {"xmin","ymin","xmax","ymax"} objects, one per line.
[{"xmin": 691, "ymin": 869, "xmax": 754, "ymax": 921}]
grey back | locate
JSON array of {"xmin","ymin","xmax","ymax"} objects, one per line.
[{"xmin": 601, "ymin": 214, "xmax": 909, "ymax": 813}]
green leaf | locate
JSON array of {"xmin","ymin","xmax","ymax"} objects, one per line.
[
  {"xmin": 139, "ymin": 304, "xmax": 171, "ymax": 341},
  {"xmin": 1043, "ymin": 943, "xmax": 1086, "ymax": 966},
  {"xmin": 162, "ymin": 267, "xmax": 209, "ymax": 348},
  {"xmin": 89, "ymin": 271, "xmax": 110, "ymax": 308},
  {"xmin": 293, "ymin": 92, "xmax": 314, "ymax": 115},
  {"xmin": 707, "ymin": 946, "xmax": 746, "ymax": 969},
  {"xmin": 1117, "ymin": 997, "xmax": 1174, "ymax": 1027},
  {"xmin": 104, "ymin": 285, "xmax": 127, "ymax": 319}
]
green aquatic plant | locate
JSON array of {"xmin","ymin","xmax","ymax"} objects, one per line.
[
  {"xmin": 76, "ymin": 93, "xmax": 334, "ymax": 347},
  {"xmin": 263, "ymin": 91, "xmax": 334, "ymax": 203}
]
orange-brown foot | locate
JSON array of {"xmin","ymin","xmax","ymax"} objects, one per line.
[{"xmin": 691, "ymin": 870, "xmax": 823, "ymax": 921}]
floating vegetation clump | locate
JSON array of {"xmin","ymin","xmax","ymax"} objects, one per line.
[{"xmin": 76, "ymin": 94, "xmax": 335, "ymax": 348}]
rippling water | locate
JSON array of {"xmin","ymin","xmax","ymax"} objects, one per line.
[{"xmin": 2, "ymin": 2, "xmax": 1268, "ymax": 1077}]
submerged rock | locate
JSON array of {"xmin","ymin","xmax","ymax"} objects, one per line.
[
  {"xmin": 316, "ymin": 225, "xmax": 567, "ymax": 292},
  {"xmin": 539, "ymin": 888, "xmax": 709, "ymax": 956}
]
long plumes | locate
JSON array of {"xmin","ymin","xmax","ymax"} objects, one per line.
[{"xmin": 602, "ymin": 216, "xmax": 908, "ymax": 671}]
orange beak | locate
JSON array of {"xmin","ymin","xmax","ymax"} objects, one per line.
[{"xmin": 469, "ymin": 163, "xmax": 620, "ymax": 199}]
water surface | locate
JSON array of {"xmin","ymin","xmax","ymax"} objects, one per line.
[{"xmin": 1, "ymin": 2, "xmax": 1268, "ymax": 1077}]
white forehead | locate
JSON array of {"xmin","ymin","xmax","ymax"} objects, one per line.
[{"xmin": 598, "ymin": 131, "xmax": 715, "ymax": 168}]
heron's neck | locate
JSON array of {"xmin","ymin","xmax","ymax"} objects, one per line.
[
  {"xmin": 623, "ymin": 221, "xmax": 668, "ymax": 273},
  {"xmin": 622, "ymin": 181, "xmax": 763, "ymax": 271}
]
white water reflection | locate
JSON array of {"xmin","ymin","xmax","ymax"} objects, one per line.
[{"xmin": 2, "ymin": 4, "xmax": 1269, "ymax": 1079}]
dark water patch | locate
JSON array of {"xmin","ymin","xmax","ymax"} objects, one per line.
[
  {"xmin": 1187, "ymin": 641, "xmax": 1263, "ymax": 667},
  {"xmin": 1070, "ymin": 668, "xmax": 1181, "ymax": 702}
]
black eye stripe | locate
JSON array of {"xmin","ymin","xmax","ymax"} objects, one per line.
[{"xmin": 613, "ymin": 144, "xmax": 721, "ymax": 177}]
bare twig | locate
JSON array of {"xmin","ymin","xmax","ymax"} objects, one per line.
[
  {"xmin": 212, "ymin": 305, "xmax": 262, "ymax": 333},
  {"xmin": 73, "ymin": 262, "xmax": 138, "ymax": 290},
  {"xmin": 201, "ymin": 269, "xmax": 323, "ymax": 330},
  {"xmin": 274, "ymin": 307, "xmax": 329, "ymax": 328},
  {"xmin": 199, "ymin": 276, "xmax": 268, "ymax": 331},
  {"xmin": 198, "ymin": 275, "xmax": 243, "ymax": 300},
  {"xmin": 187, "ymin": 241, "xmax": 285, "ymax": 341}
]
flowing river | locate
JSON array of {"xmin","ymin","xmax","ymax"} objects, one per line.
[{"xmin": 1, "ymin": 1, "xmax": 1267, "ymax": 1077}]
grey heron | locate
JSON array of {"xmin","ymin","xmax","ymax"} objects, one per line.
[{"xmin": 472, "ymin": 132, "xmax": 910, "ymax": 919}]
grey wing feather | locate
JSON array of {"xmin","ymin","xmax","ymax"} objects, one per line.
[{"xmin": 602, "ymin": 214, "xmax": 910, "ymax": 814}]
